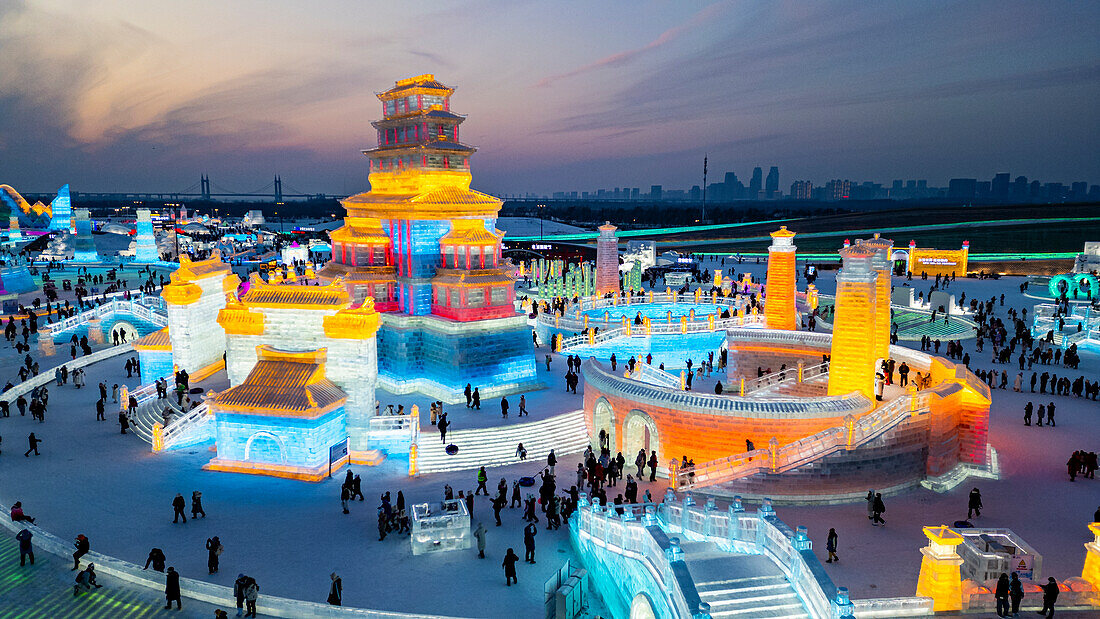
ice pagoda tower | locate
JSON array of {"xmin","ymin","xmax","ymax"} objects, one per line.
[
  {"xmin": 319, "ymin": 74, "xmax": 539, "ymax": 403},
  {"xmin": 134, "ymin": 209, "xmax": 160, "ymax": 262}
]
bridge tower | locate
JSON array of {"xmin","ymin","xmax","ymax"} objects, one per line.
[
  {"xmin": 274, "ymin": 174, "xmax": 283, "ymax": 203},
  {"xmin": 200, "ymin": 175, "xmax": 211, "ymax": 201}
]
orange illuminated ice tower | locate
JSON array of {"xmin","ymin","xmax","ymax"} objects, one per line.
[
  {"xmin": 861, "ymin": 233, "xmax": 894, "ymax": 362},
  {"xmin": 318, "ymin": 75, "xmax": 538, "ymax": 402},
  {"xmin": 827, "ymin": 243, "xmax": 878, "ymax": 399},
  {"xmin": 595, "ymin": 222, "xmax": 620, "ymax": 296},
  {"xmin": 764, "ymin": 226, "xmax": 797, "ymax": 330}
]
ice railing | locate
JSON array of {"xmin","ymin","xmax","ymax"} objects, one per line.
[
  {"xmin": 43, "ymin": 296, "xmax": 168, "ymax": 335},
  {"xmin": 0, "ymin": 342, "xmax": 135, "ymax": 404},
  {"xmin": 368, "ymin": 413, "xmax": 419, "ymax": 454},
  {"xmin": 660, "ymin": 494, "xmax": 849, "ymax": 619},
  {"xmin": 741, "ymin": 361, "xmax": 829, "ymax": 396},
  {"xmin": 675, "ymin": 392, "xmax": 932, "ymax": 490},
  {"xmin": 538, "ymin": 290, "xmax": 757, "ymax": 328},
  {"xmin": 571, "ymin": 498, "xmax": 699, "ymax": 619},
  {"xmin": 627, "ymin": 363, "xmax": 683, "ymax": 389},
  {"xmin": 157, "ymin": 402, "xmax": 213, "ymax": 451},
  {"xmin": 555, "ymin": 314, "xmax": 765, "ymax": 351},
  {"xmin": 582, "ymin": 359, "xmax": 871, "ymax": 418}
]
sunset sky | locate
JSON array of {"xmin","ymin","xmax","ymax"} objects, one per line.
[{"xmin": 1, "ymin": 0, "xmax": 1097, "ymax": 196}]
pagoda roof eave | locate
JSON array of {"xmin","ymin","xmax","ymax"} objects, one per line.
[{"xmin": 364, "ymin": 142, "xmax": 477, "ymax": 155}]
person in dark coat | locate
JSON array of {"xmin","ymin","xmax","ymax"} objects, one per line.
[
  {"xmin": 1009, "ymin": 572, "xmax": 1024, "ymax": 616},
  {"xmin": 205, "ymin": 536, "xmax": 221, "ymax": 574},
  {"xmin": 143, "ymin": 548, "xmax": 166, "ymax": 572},
  {"xmin": 523, "ymin": 522, "xmax": 537, "ymax": 563},
  {"xmin": 967, "ymin": 488, "xmax": 983, "ymax": 519},
  {"xmin": 1039, "ymin": 577, "xmax": 1058, "ymax": 617},
  {"xmin": 164, "ymin": 566, "xmax": 182, "ymax": 610},
  {"xmin": 502, "ymin": 548, "xmax": 519, "ymax": 586},
  {"xmin": 172, "ymin": 494, "xmax": 187, "ymax": 523},
  {"xmin": 472, "ymin": 388, "xmax": 481, "ymax": 410},
  {"xmin": 72, "ymin": 534, "xmax": 89, "ymax": 570},
  {"xmin": 872, "ymin": 493, "xmax": 886, "ymax": 525},
  {"xmin": 994, "ymin": 572, "xmax": 1009, "ymax": 617},
  {"xmin": 327, "ymin": 572, "xmax": 342, "ymax": 606},
  {"xmin": 825, "ymin": 528, "xmax": 838, "ymax": 563},
  {"xmin": 16, "ymin": 528, "xmax": 33, "ymax": 566}
]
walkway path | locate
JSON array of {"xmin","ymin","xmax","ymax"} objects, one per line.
[{"xmin": 0, "ymin": 526, "xmax": 223, "ymax": 618}]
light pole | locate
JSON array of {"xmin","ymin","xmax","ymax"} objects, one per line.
[{"xmin": 538, "ymin": 203, "xmax": 545, "ymax": 241}]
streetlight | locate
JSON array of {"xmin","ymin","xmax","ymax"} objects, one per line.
[{"xmin": 537, "ymin": 203, "xmax": 546, "ymax": 241}]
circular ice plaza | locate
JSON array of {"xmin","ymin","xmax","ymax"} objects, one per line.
[{"xmin": 2, "ymin": 75, "xmax": 1100, "ymax": 619}]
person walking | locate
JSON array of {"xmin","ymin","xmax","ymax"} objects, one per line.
[
  {"xmin": 341, "ymin": 485, "xmax": 351, "ymax": 514},
  {"xmin": 172, "ymin": 493, "xmax": 187, "ymax": 523},
  {"xmin": 967, "ymin": 488, "xmax": 983, "ymax": 519},
  {"xmin": 1009, "ymin": 572, "xmax": 1024, "ymax": 616},
  {"xmin": 547, "ymin": 449, "xmax": 557, "ymax": 476},
  {"xmin": 206, "ymin": 536, "xmax": 222, "ymax": 574},
  {"xmin": 474, "ymin": 522, "xmax": 487, "ymax": 559},
  {"xmin": 233, "ymin": 574, "xmax": 249, "ymax": 617},
  {"xmin": 72, "ymin": 534, "xmax": 89, "ymax": 570},
  {"xmin": 464, "ymin": 383, "xmax": 472, "ymax": 408},
  {"xmin": 994, "ymin": 572, "xmax": 1009, "ymax": 617},
  {"xmin": 502, "ymin": 548, "xmax": 519, "ymax": 586},
  {"xmin": 16, "ymin": 528, "xmax": 33, "ymax": 566},
  {"xmin": 872, "ymin": 493, "xmax": 886, "ymax": 526},
  {"xmin": 186, "ymin": 491, "xmax": 204, "ymax": 518},
  {"xmin": 648, "ymin": 451, "xmax": 658, "ymax": 482},
  {"xmin": 164, "ymin": 566, "xmax": 182, "ymax": 610},
  {"xmin": 500, "ymin": 396, "xmax": 509, "ymax": 419},
  {"xmin": 24, "ymin": 432, "xmax": 41, "ymax": 457},
  {"xmin": 1039, "ymin": 577, "xmax": 1058, "ymax": 617},
  {"xmin": 243, "ymin": 577, "xmax": 259, "ymax": 618},
  {"xmin": 472, "ymin": 388, "xmax": 481, "ymax": 410},
  {"xmin": 825, "ymin": 528, "xmax": 839, "ymax": 563},
  {"xmin": 327, "ymin": 572, "xmax": 342, "ymax": 606},
  {"xmin": 865, "ymin": 490, "xmax": 875, "ymax": 522},
  {"xmin": 438, "ymin": 413, "xmax": 450, "ymax": 443},
  {"xmin": 476, "ymin": 467, "xmax": 489, "ymax": 496},
  {"xmin": 523, "ymin": 522, "xmax": 537, "ymax": 564}
]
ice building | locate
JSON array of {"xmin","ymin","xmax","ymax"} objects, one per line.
[
  {"xmin": 205, "ymin": 347, "xmax": 349, "ymax": 481},
  {"xmin": 218, "ymin": 275, "xmax": 379, "ymax": 459},
  {"xmin": 160, "ymin": 253, "xmax": 238, "ymax": 377},
  {"xmin": 318, "ymin": 74, "xmax": 539, "ymax": 403}
]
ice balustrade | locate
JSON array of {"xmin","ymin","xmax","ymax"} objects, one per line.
[
  {"xmin": 741, "ymin": 361, "xmax": 829, "ymax": 395},
  {"xmin": 627, "ymin": 363, "xmax": 683, "ymax": 389},
  {"xmin": 659, "ymin": 495, "xmax": 847, "ymax": 619},
  {"xmin": 158, "ymin": 402, "xmax": 214, "ymax": 451},
  {"xmin": 571, "ymin": 498, "xmax": 699, "ymax": 619},
  {"xmin": 0, "ymin": 343, "xmax": 136, "ymax": 404},
  {"xmin": 367, "ymin": 413, "xmax": 419, "ymax": 454},
  {"xmin": 556, "ymin": 314, "xmax": 766, "ymax": 351},
  {"xmin": 45, "ymin": 296, "xmax": 168, "ymax": 335},
  {"xmin": 676, "ymin": 392, "xmax": 932, "ymax": 489},
  {"xmin": 584, "ymin": 359, "xmax": 870, "ymax": 420}
]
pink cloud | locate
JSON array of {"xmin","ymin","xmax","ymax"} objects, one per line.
[{"xmin": 536, "ymin": 2, "xmax": 730, "ymax": 88}]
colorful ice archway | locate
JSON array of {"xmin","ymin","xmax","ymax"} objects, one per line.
[
  {"xmin": 1048, "ymin": 273, "xmax": 1099, "ymax": 299},
  {"xmin": 592, "ymin": 397, "xmax": 616, "ymax": 450},
  {"xmin": 622, "ymin": 409, "xmax": 660, "ymax": 464}
]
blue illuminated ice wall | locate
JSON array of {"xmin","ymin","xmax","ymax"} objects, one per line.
[
  {"xmin": 136, "ymin": 349, "xmax": 174, "ymax": 381},
  {"xmin": 73, "ymin": 209, "xmax": 99, "ymax": 263},
  {"xmin": 378, "ymin": 317, "xmax": 537, "ymax": 397},
  {"xmin": 48, "ymin": 184, "xmax": 72, "ymax": 232},
  {"xmin": 214, "ymin": 407, "xmax": 347, "ymax": 469},
  {"xmin": 384, "ymin": 219, "xmax": 451, "ymax": 315}
]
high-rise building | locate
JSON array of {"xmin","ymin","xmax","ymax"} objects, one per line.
[
  {"xmin": 765, "ymin": 166, "xmax": 779, "ymax": 198},
  {"xmin": 650, "ymin": 185, "xmax": 663, "ymax": 200},
  {"xmin": 749, "ymin": 167, "xmax": 762, "ymax": 198},
  {"xmin": 948, "ymin": 179, "xmax": 977, "ymax": 199},
  {"xmin": 991, "ymin": 173, "xmax": 1010, "ymax": 199},
  {"xmin": 789, "ymin": 180, "xmax": 813, "ymax": 200},
  {"xmin": 824, "ymin": 179, "xmax": 851, "ymax": 200}
]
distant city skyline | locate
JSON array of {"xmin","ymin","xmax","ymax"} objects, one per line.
[{"xmin": 0, "ymin": 1, "xmax": 1097, "ymax": 196}]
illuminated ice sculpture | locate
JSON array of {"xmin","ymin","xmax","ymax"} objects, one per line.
[
  {"xmin": 133, "ymin": 209, "xmax": 160, "ymax": 262},
  {"xmin": 595, "ymin": 222, "xmax": 620, "ymax": 296},
  {"xmin": 161, "ymin": 253, "xmax": 238, "ymax": 376},
  {"xmin": 764, "ymin": 226, "xmax": 797, "ymax": 330},
  {"xmin": 205, "ymin": 347, "xmax": 349, "ymax": 481},
  {"xmin": 410, "ymin": 499, "xmax": 471, "ymax": 555},
  {"xmin": 318, "ymin": 74, "xmax": 539, "ymax": 403},
  {"xmin": 218, "ymin": 275, "xmax": 380, "ymax": 460},
  {"xmin": 72, "ymin": 208, "xmax": 99, "ymax": 263},
  {"xmin": 827, "ymin": 243, "xmax": 879, "ymax": 399}
]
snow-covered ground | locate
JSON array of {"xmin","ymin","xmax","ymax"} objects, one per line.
[
  {"xmin": 1, "ymin": 254, "xmax": 1097, "ymax": 617},
  {"xmin": 496, "ymin": 217, "xmax": 587, "ymax": 238}
]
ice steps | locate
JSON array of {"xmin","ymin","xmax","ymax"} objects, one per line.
[
  {"xmin": 684, "ymin": 547, "xmax": 810, "ymax": 619},
  {"xmin": 415, "ymin": 409, "xmax": 589, "ymax": 474},
  {"xmin": 130, "ymin": 397, "xmax": 183, "ymax": 444}
]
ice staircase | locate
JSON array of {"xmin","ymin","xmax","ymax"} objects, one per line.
[
  {"xmin": 415, "ymin": 409, "xmax": 589, "ymax": 474},
  {"xmin": 683, "ymin": 545, "xmax": 810, "ymax": 619},
  {"xmin": 129, "ymin": 396, "xmax": 184, "ymax": 443}
]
